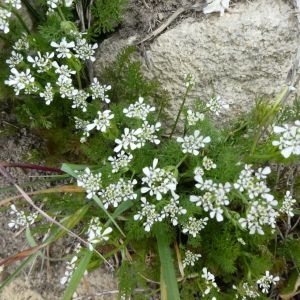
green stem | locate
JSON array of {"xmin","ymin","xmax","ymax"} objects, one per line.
[
  {"xmin": 76, "ymin": 72, "xmax": 82, "ymax": 89},
  {"xmin": 250, "ymin": 86, "xmax": 288, "ymax": 155},
  {"xmin": 175, "ymin": 154, "xmax": 188, "ymax": 169},
  {"xmin": 57, "ymin": 7, "xmax": 66, "ymax": 21},
  {"xmin": 21, "ymin": 0, "xmax": 43, "ymax": 23},
  {"xmin": 169, "ymin": 84, "xmax": 192, "ymax": 139},
  {"xmin": 11, "ymin": 8, "xmax": 31, "ymax": 34}
]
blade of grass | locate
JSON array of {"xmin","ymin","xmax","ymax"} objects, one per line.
[
  {"xmin": 62, "ymin": 249, "xmax": 93, "ymax": 300},
  {"xmin": 156, "ymin": 226, "xmax": 180, "ymax": 300},
  {"xmin": 0, "ymin": 185, "xmax": 84, "ymax": 206}
]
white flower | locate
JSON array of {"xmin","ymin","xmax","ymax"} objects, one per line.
[
  {"xmin": 206, "ymin": 95, "xmax": 229, "ymax": 115},
  {"xmin": 203, "ymin": 0, "xmax": 230, "ymax": 16},
  {"xmin": 76, "ymin": 167, "xmax": 102, "ymax": 199},
  {"xmin": 182, "ymin": 216, "xmax": 208, "ymax": 237},
  {"xmin": 40, "ymin": 83, "xmax": 54, "ymax": 105},
  {"xmin": 201, "ymin": 267, "xmax": 219, "ymax": 295},
  {"xmin": 5, "ymin": 68, "xmax": 35, "ymax": 95},
  {"xmin": 86, "ymin": 110, "xmax": 114, "ymax": 132},
  {"xmin": 280, "ymin": 191, "xmax": 296, "ymax": 217},
  {"xmin": 134, "ymin": 197, "xmax": 163, "ymax": 232},
  {"xmin": 5, "ymin": 0, "xmax": 22, "ymax": 10},
  {"xmin": 123, "ymin": 97, "xmax": 155, "ymax": 120},
  {"xmin": 194, "ymin": 166, "xmax": 204, "ymax": 177},
  {"xmin": 52, "ymin": 61, "xmax": 75, "ymax": 77},
  {"xmin": 114, "ymin": 128, "xmax": 142, "ymax": 153},
  {"xmin": 256, "ymin": 271, "xmax": 280, "ymax": 294},
  {"xmin": 90, "ymin": 78, "xmax": 111, "ymax": 103},
  {"xmin": 13, "ymin": 34, "xmax": 29, "ymax": 50},
  {"xmin": 8, "ymin": 204, "xmax": 38, "ymax": 229},
  {"xmin": 176, "ymin": 130, "xmax": 211, "ymax": 155},
  {"xmin": 135, "ymin": 121, "xmax": 161, "ymax": 147},
  {"xmin": 74, "ymin": 37, "xmax": 98, "ymax": 61},
  {"xmin": 272, "ymin": 121, "xmax": 300, "ymax": 158},
  {"xmin": 186, "ymin": 109, "xmax": 204, "ymax": 126},
  {"xmin": 183, "ymin": 250, "xmax": 201, "ymax": 268},
  {"xmin": 71, "ymin": 90, "xmax": 89, "ymax": 112},
  {"xmin": 86, "ymin": 217, "xmax": 112, "ymax": 251},
  {"xmin": 160, "ymin": 192, "xmax": 187, "ymax": 225},
  {"xmin": 141, "ymin": 158, "xmax": 177, "ymax": 200},
  {"xmin": 0, "ymin": 8, "xmax": 11, "ymax": 34},
  {"xmin": 51, "ymin": 37, "xmax": 75, "ymax": 58},
  {"xmin": 202, "ymin": 156, "xmax": 216, "ymax": 170},
  {"xmin": 6, "ymin": 51, "xmax": 23, "ymax": 68},
  {"xmin": 98, "ymin": 178, "xmax": 137, "ymax": 209},
  {"xmin": 108, "ymin": 151, "xmax": 133, "ymax": 173}
]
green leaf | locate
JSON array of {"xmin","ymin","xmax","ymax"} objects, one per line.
[
  {"xmin": 46, "ymin": 204, "xmax": 90, "ymax": 244},
  {"xmin": 25, "ymin": 227, "xmax": 38, "ymax": 247},
  {"xmin": 61, "ymin": 163, "xmax": 88, "ymax": 177},
  {"xmin": 62, "ymin": 249, "xmax": 93, "ymax": 300},
  {"xmin": 156, "ymin": 226, "xmax": 180, "ymax": 300}
]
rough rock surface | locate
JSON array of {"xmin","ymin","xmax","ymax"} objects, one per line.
[{"xmin": 95, "ymin": 0, "xmax": 299, "ymax": 120}]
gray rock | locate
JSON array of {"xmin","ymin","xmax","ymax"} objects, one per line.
[{"xmin": 95, "ymin": 0, "xmax": 299, "ymax": 121}]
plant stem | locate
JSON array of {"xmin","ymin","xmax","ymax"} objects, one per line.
[
  {"xmin": 250, "ymin": 86, "xmax": 288, "ymax": 155},
  {"xmin": 12, "ymin": 8, "xmax": 31, "ymax": 34},
  {"xmin": 175, "ymin": 154, "xmax": 188, "ymax": 169},
  {"xmin": 169, "ymin": 83, "xmax": 192, "ymax": 139},
  {"xmin": 57, "ymin": 7, "xmax": 66, "ymax": 21}
]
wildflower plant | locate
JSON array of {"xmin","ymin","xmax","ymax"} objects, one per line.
[{"xmin": 0, "ymin": 3, "xmax": 300, "ymax": 299}]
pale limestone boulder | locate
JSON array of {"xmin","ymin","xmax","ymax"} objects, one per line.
[{"xmin": 95, "ymin": 0, "xmax": 299, "ymax": 121}]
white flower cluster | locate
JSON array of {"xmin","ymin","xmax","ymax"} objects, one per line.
[
  {"xmin": 141, "ymin": 158, "xmax": 177, "ymax": 200},
  {"xmin": 60, "ymin": 243, "xmax": 83, "ymax": 285},
  {"xmin": 256, "ymin": 271, "xmax": 279, "ymax": 294},
  {"xmin": 186, "ymin": 109, "xmax": 204, "ymax": 126},
  {"xmin": 108, "ymin": 151, "xmax": 133, "ymax": 173},
  {"xmin": 8, "ymin": 204, "xmax": 38, "ymax": 229},
  {"xmin": 134, "ymin": 192, "xmax": 186, "ymax": 232},
  {"xmin": 202, "ymin": 156, "xmax": 216, "ymax": 170},
  {"xmin": 234, "ymin": 165, "xmax": 278, "ymax": 235},
  {"xmin": 191, "ymin": 175, "xmax": 231, "ymax": 222},
  {"xmin": 134, "ymin": 197, "xmax": 163, "ymax": 232},
  {"xmin": 233, "ymin": 282, "xmax": 259, "ymax": 299},
  {"xmin": 47, "ymin": 0, "xmax": 74, "ymax": 14},
  {"xmin": 98, "ymin": 178, "xmax": 137, "ymax": 209},
  {"xmin": 279, "ymin": 191, "xmax": 296, "ymax": 217},
  {"xmin": 160, "ymin": 193, "xmax": 187, "ymax": 226},
  {"xmin": 114, "ymin": 122, "xmax": 161, "ymax": 153},
  {"xmin": 272, "ymin": 120, "xmax": 300, "ymax": 158},
  {"xmin": 5, "ymin": 33, "xmax": 101, "ymax": 107},
  {"xmin": 206, "ymin": 95, "xmax": 229, "ymax": 116},
  {"xmin": 177, "ymin": 130, "xmax": 211, "ymax": 156},
  {"xmin": 123, "ymin": 97, "xmax": 155, "ymax": 120},
  {"xmin": 5, "ymin": 68, "xmax": 35, "ymax": 96},
  {"xmin": 182, "ymin": 250, "xmax": 201, "ymax": 268},
  {"xmin": 182, "ymin": 216, "xmax": 209, "ymax": 237},
  {"xmin": 85, "ymin": 110, "xmax": 114, "ymax": 132},
  {"xmin": 201, "ymin": 267, "xmax": 219, "ymax": 297},
  {"xmin": 76, "ymin": 167, "xmax": 102, "ymax": 199},
  {"xmin": 90, "ymin": 78, "xmax": 111, "ymax": 103},
  {"xmin": 86, "ymin": 217, "xmax": 112, "ymax": 251},
  {"xmin": 0, "ymin": 0, "xmax": 22, "ymax": 34}
]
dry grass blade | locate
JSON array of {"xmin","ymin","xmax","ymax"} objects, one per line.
[
  {"xmin": 0, "ymin": 185, "xmax": 84, "ymax": 206},
  {"xmin": 0, "ymin": 244, "xmax": 48, "ymax": 268},
  {"xmin": 0, "ymin": 166, "xmax": 113, "ymax": 267}
]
